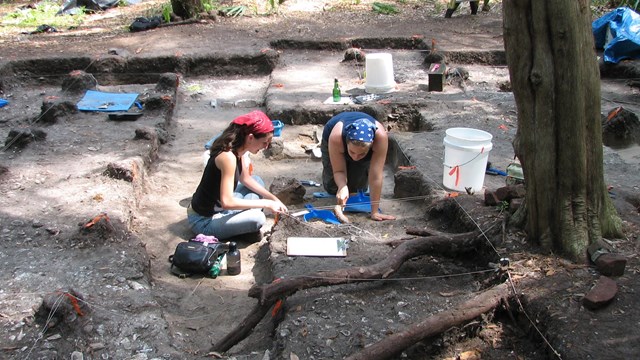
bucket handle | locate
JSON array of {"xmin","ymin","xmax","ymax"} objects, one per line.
[
  {"xmin": 443, "ymin": 146, "xmax": 486, "ymax": 187},
  {"xmin": 448, "ymin": 165, "xmax": 460, "ymax": 187}
]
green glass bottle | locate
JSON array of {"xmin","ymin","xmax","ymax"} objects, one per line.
[{"xmin": 332, "ymin": 78, "xmax": 341, "ymax": 102}]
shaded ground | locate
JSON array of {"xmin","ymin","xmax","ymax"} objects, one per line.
[{"xmin": 1, "ymin": 1, "xmax": 640, "ymax": 359}]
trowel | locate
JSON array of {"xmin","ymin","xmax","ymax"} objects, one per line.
[
  {"xmin": 344, "ymin": 190, "xmax": 380, "ymax": 213},
  {"xmin": 303, "ymin": 204, "xmax": 341, "ymax": 225}
]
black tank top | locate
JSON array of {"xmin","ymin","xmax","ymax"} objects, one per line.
[{"xmin": 191, "ymin": 151, "xmax": 240, "ymax": 217}]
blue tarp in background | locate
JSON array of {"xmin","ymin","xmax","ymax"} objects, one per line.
[
  {"xmin": 593, "ymin": 7, "xmax": 640, "ymax": 64},
  {"xmin": 77, "ymin": 90, "xmax": 138, "ymax": 112}
]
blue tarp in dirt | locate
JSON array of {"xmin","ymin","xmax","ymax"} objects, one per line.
[
  {"xmin": 593, "ymin": 7, "xmax": 640, "ymax": 64},
  {"xmin": 77, "ymin": 90, "xmax": 139, "ymax": 112}
]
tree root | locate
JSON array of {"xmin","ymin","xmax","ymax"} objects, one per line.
[
  {"xmin": 214, "ymin": 220, "xmax": 501, "ymax": 353},
  {"xmin": 211, "ymin": 299, "xmax": 276, "ymax": 353},
  {"xmin": 345, "ymin": 281, "xmax": 516, "ymax": 360},
  {"xmin": 248, "ymin": 228, "xmax": 496, "ymax": 305}
]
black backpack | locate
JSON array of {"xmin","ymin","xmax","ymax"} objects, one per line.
[{"xmin": 169, "ymin": 241, "xmax": 229, "ymax": 278}]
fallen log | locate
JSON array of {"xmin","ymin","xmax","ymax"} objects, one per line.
[
  {"xmin": 345, "ymin": 281, "xmax": 514, "ymax": 360},
  {"xmin": 248, "ymin": 225, "xmax": 499, "ymax": 305}
]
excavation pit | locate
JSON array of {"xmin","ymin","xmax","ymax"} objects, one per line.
[{"xmin": 1, "ymin": 49, "xmax": 639, "ymax": 359}]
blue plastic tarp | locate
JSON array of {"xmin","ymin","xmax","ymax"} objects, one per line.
[
  {"xmin": 77, "ymin": 90, "xmax": 139, "ymax": 112},
  {"xmin": 593, "ymin": 7, "xmax": 640, "ymax": 64},
  {"xmin": 0, "ymin": 99, "xmax": 8, "ymax": 108}
]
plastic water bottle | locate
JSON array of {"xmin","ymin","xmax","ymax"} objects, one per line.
[
  {"xmin": 209, "ymin": 255, "xmax": 223, "ymax": 278},
  {"xmin": 332, "ymin": 78, "xmax": 341, "ymax": 102},
  {"xmin": 226, "ymin": 242, "xmax": 241, "ymax": 276}
]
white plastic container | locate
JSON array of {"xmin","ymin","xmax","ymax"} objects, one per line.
[
  {"xmin": 442, "ymin": 128, "xmax": 493, "ymax": 193},
  {"xmin": 365, "ymin": 53, "xmax": 396, "ymax": 94}
]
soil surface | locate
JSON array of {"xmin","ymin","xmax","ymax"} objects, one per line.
[{"xmin": 1, "ymin": 1, "xmax": 640, "ymax": 360}]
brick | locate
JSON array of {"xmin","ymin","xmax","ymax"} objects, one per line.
[
  {"xmin": 595, "ymin": 253, "xmax": 627, "ymax": 277},
  {"xmin": 495, "ymin": 184, "xmax": 526, "ymax": 202},
  {"xmin": 582, "ymin": 276, "xmax": 618, "ymax": 310},
  {"xmin": 484, "ymin": 190, "xmax": 499, "ymax": 206}
]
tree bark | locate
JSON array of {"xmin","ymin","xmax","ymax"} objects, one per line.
[
  {"xmin": 171, "ymin": 0, "xmax": 204, "ymax": 19},
  {"xmin": 503, "ymin": 0, "xmax": 622, "ymax": 262}
]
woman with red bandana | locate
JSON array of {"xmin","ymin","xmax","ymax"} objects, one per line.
[
  {"xmin": 321, "ymin": 111, "xmax": 396, "ymax": 222},
  {"xmin": 188, "ymin": 110, "xmax": 288, "ymax": 240}
]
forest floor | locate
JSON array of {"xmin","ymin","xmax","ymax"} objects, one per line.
[{"xmin": 0, "ymin": 1, "xmax": 639, "ymax": 359}]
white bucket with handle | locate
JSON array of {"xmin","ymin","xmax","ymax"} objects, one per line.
[
  {"xmin": 442, "ymin": 128, "xmax": 493, "ymax": 193},
  {"xmin": 365, "ymin": 53, "xmax": 395, "ymax": 94}
]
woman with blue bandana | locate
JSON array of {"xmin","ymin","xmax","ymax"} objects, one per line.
[{"xmin": 321, "ymin": 111, "xmax": 396, "ymax": 222}]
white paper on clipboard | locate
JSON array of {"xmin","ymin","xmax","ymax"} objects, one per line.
[{"xmin": 287, "ymin": 237, "xmax": 348, "ymax": 257}]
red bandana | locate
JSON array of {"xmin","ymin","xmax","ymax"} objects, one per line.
[{"xmin": 232, "ymin": 110, "xmax": 274, "ymax": 134}]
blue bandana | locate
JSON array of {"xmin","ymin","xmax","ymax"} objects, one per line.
[{"xmin": 345, "ymin": 118, "xmax": 376, "ymax": 143}]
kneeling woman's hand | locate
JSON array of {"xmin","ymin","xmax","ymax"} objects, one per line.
[{"xmin": 268, "ymin": 199, "xmax": 288, "ymax": 214}]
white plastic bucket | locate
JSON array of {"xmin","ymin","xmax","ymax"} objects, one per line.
[
  {"xmin": 365, "ymin": 53, "xmax": 395, "ymax": 94},
  {"xmin": 442, "ymin": 128, "xmax": 493, "ymax": 193}
]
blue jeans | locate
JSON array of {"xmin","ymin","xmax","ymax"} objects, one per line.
[{"xmin": 187, "ymin": 176, "xmax": 267, "ymax": 240}]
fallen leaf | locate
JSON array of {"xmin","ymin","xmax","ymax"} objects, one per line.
[
  {"xmin": 546, "ymin": 268, "xmax": 555, "ymax": 276},
  {"xmin": 459, "ymin": 349, "xmax": 482, "ymax": 360},
  {"xmin": 273, "ymin": 83, "xmax": 284, "ymax": 88}
]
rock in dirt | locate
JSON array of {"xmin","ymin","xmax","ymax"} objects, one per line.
[
  {"xmin": 582, "ymin": 276, "xmax": 618, "ymax": 310},
  {"xmin": 5, "ymin": 128, "xmax": 47, "ymax": 149},
  {"xmin": 394, "ymin": 168, "xmax": 431, "ymax": 199},
  {"xmin": 61, "ymin": 70, "xmax": 97, "ymax": 94},
  {"xmin": 155, "ymin": 73, "xmax": 180, "ymax": 93},
  {"xmin": 343, "ymin": 48, "xmax": 366, "ymax": 62},
  {"xmin": 269, "ymin": 176, "xmax": 305, "ymax": 205},
  {"xmin": 602, "ymin": 107, "xmax": 640, "ymax": 147},
  {"xmin": 40, "ymin": 97, "xmax": 77, "ymax": 124}
]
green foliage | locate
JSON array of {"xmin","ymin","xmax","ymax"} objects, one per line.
[
  {"xmin": 162, "ymin": 2, "xmax": 172, "ymax": 23},
  {"xmin": 202, "ymin": 0, "xmax": 216, "ymax": 12},
  {"xmin": 1, "ymin": 1, "xmax": 86, "ymax": 29},
  {"xmin": 496, "ymin": 200, "xmax": 509, "ymax": 213},
  {"xmin": 433, "ymin": 0, "xmax": 445, "ymax": 13},
  {"xmin": 591, "ymin": 0, "xmax": 639, "ymax": 18},
  {"xmin": 607, "ymin": 0, "xmax": 640, "ymax": 10},
  {"xmin": 267, "ymin": 0, "xmax": 278, "ymax": 13},
  {"xmin": 219, "ymin": 5, "xmax": 247, "ymax": 17},
  {"xmin": 372, "ymin": 2, "xmax": 400, "ymax": 15}
]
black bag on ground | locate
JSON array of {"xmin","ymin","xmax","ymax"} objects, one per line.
[{"xmin": 168, "ymin": 241, "xmax": 228, "ymax": 277}]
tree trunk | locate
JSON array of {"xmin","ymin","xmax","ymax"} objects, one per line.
[
  {"xmin": 502, "ymin": 0, "xmax": 622, "ymax": 262},
  {"xmin": 171, "ymin": 0, "xmax": 204, "ymax": 19}
]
